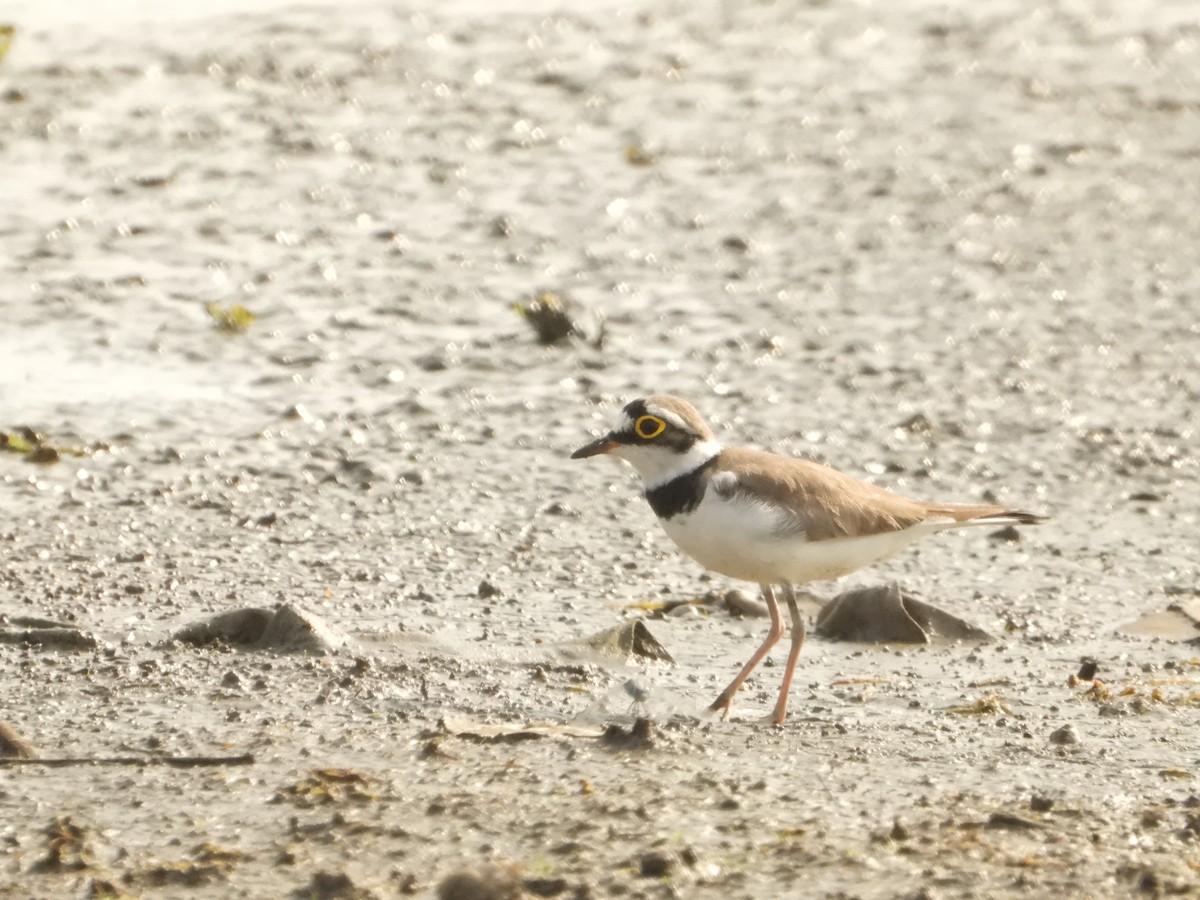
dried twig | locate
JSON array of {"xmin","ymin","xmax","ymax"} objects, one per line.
[{"xmin": 0, "ymin": 753, "xmax": 254, "ymax": 768}]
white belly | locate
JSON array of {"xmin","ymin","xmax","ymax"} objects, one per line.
[{"xmin": 658, "ymin": 492, "xmax": 932, "ymax": 585}]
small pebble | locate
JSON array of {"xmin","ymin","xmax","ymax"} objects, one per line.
[
  {"xmin": 638, "ymin": 850, "xmax": 675, "ymax": 879},
  {"xmin": 1049, "ymin": 724, "xmax": 1080, "ymax": 746}
]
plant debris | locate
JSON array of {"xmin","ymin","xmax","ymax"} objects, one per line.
[
  {"xmin": 205, "ymin": 301, "xmax": 257, "ymax": 334},
  {"xmin": 0, "ymin": 24, "xmax": 14, "ymax": 64},
  {"xmin": 624, "ymin": 143, "xmax": 659, "ymax": 167},
  {"xmin": 1, "ymin": 752, "xmax": 254, "ymax": 768},
  {"xmin": 33, "ymin": 816, "xmax": 93, "ymax": 873},
  {"xmin": 276, "ymin": 768, "xmax": 380, "ymax": 806},
  {"xmin": 946, "ymin": 694, "xmax": 1013, "ymax": 716},
  {"xmin": 125, "ymin": 860, "xmax": 229, "ymax": 888},
  {"xmin": 438, "ymin": 718, "xmax": 605, "ymax": 742},
  {"xmin": 0, "ymin": 427, "xmax": 90, "ymax": 465},
  {"xmin": 512, "ymin": 291, "xmax": 603, "ymax": 347}
]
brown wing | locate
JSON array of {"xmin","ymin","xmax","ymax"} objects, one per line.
[{"xmin": 711, "ymin": 448, "xmax": 1034, "ymax": 541}]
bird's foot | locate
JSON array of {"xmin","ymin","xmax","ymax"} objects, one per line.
[{"xmin": 707, "ymin": 693, "xmax": 734, "ymax": 720}]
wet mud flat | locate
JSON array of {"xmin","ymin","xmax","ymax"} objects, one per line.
[{"xmin": 2, "ymin": 0, "xmax": 1200, "ymax": 897}]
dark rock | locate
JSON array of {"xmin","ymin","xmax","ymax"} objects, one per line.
[
  {"xmin": 562, "ymin": 621, "xmax": 675, "ymax": 664},
  {"xmin": 172, "ymin": 605, "xmax": 353, "ymax": 655},
  {"xmin": 436, "ymin": 865, "xmax": 522, "ymax": 900},
  {"xmin": 1120, "ymin": 599, "xmax": 1200, "ymax": 642},
  {"xmin": 815, "ymin": 584, "xmax": 990, "ymax": 643},
  {"xmin": 723, "ymin": 588, "xmax": 769, "ymax": 618},
  {"xmin": 985, "ymin": 812, "xmax": 1045, "ymax": 831},
  {"xmin": 172, "ymin": 608, "xmax": 275, "ymax": 646},
  {"xmin": 637, "ymin": 850, "xmax": 675, "ymax": 878},
  {"xmin": 1049, "ymin": 724, "xmax": 1080, "ymax": 745},
  {"xmin": 295, "ymin": 870, "xmax": 377, "ymax": 899},
  {"xmin": 257, "ymin": 605, "xmax": 353, "ymax": 654},
  {"xmin": 0, "ymin": 627, "xmax": 98, "ymax": 650},
  {"xmin": 601, "ymin": 718, "xmax": 655, "ymax": 751},
  {"xmin": 523, "ymin": 877, "xmax": 571, "ymax": 897}
]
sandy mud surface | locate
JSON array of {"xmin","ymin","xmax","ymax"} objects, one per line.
[{"xmin": 2, "ymin": 0, "xmax": 1200, "ymax": 896}]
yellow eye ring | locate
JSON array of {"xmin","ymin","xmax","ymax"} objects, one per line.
[{"xmin": 634, "ymin": 415, "xmax": 666, "ymax": 440}]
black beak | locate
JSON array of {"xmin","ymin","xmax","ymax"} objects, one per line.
[{"xmin": 571, "ymin": 434, "xmax": 619, "ymax": 459}]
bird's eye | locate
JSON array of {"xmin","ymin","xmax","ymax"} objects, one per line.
[{"xmin": 634, "ymin": 415, "xmax": 666, "ymax": 440}]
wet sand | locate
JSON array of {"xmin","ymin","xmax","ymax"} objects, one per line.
[{"xmin": 2, "ymin": 1, "xmax": 1200, "ymax": 896}]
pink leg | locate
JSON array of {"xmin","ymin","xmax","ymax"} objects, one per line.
[
  {"xmin": 709, "ymin": 584, "xmax": 784, "ymax": 719},
  {"xmin": 770, "ymin": 583, "xmax": 808, "ymax": 725}
]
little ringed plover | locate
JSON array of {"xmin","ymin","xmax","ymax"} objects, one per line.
[{"xmin": 572, "ymin": 395, "xmax": 1046, "ymax": 725}]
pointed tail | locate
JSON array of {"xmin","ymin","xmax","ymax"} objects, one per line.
[{"xmin": 924, "ymin": 503, "xmax": 1048, "ymax": 526}]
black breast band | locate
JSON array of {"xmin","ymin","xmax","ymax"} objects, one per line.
[{"xmin": 645, "ymin": 456, "xmax": 719, "ymax": 520}]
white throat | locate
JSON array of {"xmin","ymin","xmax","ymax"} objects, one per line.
[{"xmin": 612, "ymin": 439, "xmax": 723, "ymax": 490}]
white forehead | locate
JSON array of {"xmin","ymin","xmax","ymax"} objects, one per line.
[{"xmin": 613, "ymin": 403, "xmax": 690, "ymax": 433}]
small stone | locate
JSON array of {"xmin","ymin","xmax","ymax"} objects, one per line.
[
  {"xmin": 601, "ymin": 717, "xmax": 656, "ymax": 751},
  {"xmin": 724, "ymin": 588, "xmax": 769, "ymax": 618},
  {"xmin": 522, "ymin": 877, "xmax": 570, "ymax": 898},
  {"xmin": 638, "ymin": 850, "xmax": 675, "ymax": 878},
  {"xmin": 1182, "ymin": 812, "xmax": 1200, "ymax": 838},
  {"xmin": 297, "ymin": 870, "xmax": 375, "ymax": 899},
  {"xmin": 415, "ymin": 352, "xmax": 448, "ymax": 372},
  {"xmin": 173, "ymin": 605, "xmax": 353, "ymax": 655},
  {"xmin": 477, "ymin": 580, "xmax": 502, "ymax": 599},
  {"xmin": 0, "ymin": 627, "xmax": 98, "ymax": 651},
  {"xmin": 897, "ymin": 412, "xmax": 934, "ymax": 435},
  {"xmin": 986, "ymin": 812, "xmax": 1044, "ymax": 831},
  {"xmin": 283, "ymin": 403, "xmax": 315, "ymax": 423},
  {"xmin": 489, "ymin": 215, "xmax": 512, "ymax": 238},
  {"xmin": 988, "ymin": 525, "xmax": 1022, "ymax": 542},
  {"xmin": 1049, "ymin": 724, "xmax": 1080, "ymax": 746},
  {"xmin": 1077, "ymin": 658, "xmax": 1099, "ymax": 680},
  {"xmin": 221, "ymin": 671, "xmax": 241, "ymax": 688},
  {"xmin": 436, "ymin": 864, "xmax": 522, "ymax": 900},
  {"xmin": 1030, "ymin": 795, "xmax": 1054, "ymax": 812}
]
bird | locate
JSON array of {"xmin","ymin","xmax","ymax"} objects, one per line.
[{"xmin": 571, "ymin": 395, "xmax": 1046, "ymax": 725}]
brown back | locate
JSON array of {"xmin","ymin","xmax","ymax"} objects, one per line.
[{"xmin": 711, "ymin": 448, "xmax": 1029, "ymax": 541}]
